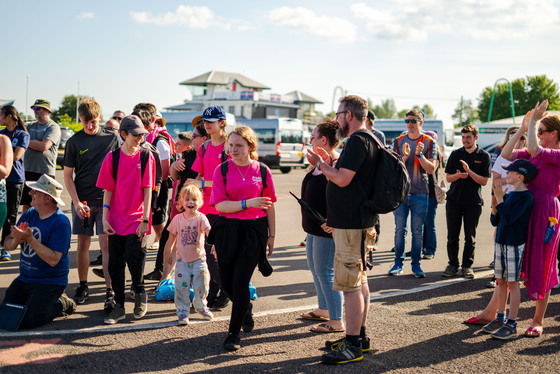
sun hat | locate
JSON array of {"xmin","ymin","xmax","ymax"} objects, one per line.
[
  {"xmin": 26, "ymin": 175, "xmax": 65, "ymax": 205},
  {"xmin": 30, "ymin": 99, "xmax": 52, "ymax": 113}
]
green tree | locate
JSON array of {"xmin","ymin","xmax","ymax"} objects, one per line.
[
  {"xmin": 52, "ymin": 94, "xmax": 93, "ymax": 123},
  {"xmin": 59, "ymin": 113, "xmax": 82, "ymax": 133},
  {"xmin": 477, "ymin": 75, "xmax": 560, "ymax": 122},
  {"xmin": 372, "ymin": 98, "xmax": 397, "ymax": 119},
  {"xmin": 452, "ymin": 99, "xmax": 479, "ymax": 127}
]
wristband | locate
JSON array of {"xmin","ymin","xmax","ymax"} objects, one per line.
[
  {"xmin": 201, "ymin": 180, "xmax": 205, "ymax": 188},
  {"xmin": 142, "ymin": 219, "xmax": 149, "ymax": 223},
  {"xmin": 103, "ymin": 204, "xmax": 110, "ymax": 210},
  {"xmin": 241, "ymin": 200, "xmax": 247, "ymax": 210},
  {"xmin": 416, "ymin": 153, "xmax": 424, "ymax": 159},
  {"xmin": 316, "ymin": 160, "xmax": 323, "ymax": 169}
]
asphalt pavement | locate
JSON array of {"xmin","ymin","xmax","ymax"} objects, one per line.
[{"xmin": 0, "ymin": 167, "xmax": 559, "ymax": 373}]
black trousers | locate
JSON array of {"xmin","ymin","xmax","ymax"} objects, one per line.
[
  {"xmin": 109, "ymin": 234, "xmax": 146, "ymax": 306},
  {"xmin": 446, "ymin": 201, "xmax": 482, "ymax": 268},
  {"xmin": 205, "ymin": 214, "xmax": 223, "ymax": 300},
  {"xmin": 1, "ymin": 181, "xmax": 24, "ymax": 245}
]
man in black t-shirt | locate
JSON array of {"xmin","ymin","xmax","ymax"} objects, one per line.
[
  {"xmin": 307, "ymin": 95, "xmax": 378, "ymax": 365},
  {"xmin": 63, "ymin": 99, "xmax": 119, "ymax": 311},
  {"xmin": 442, "ymin": 124, "xmax": 491, "ymax": 279}
]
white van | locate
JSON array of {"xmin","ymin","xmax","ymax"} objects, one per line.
[{"xmin": 240, "ymin": 118, "xmax": 305, "ymax": 173}]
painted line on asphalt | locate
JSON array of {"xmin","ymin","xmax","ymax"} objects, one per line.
[{"xmin": 0, "ymin": 270, "xmax": 494, "ymax": 338}]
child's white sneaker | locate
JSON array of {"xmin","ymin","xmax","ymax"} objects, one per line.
[
  {"xmin": 178, "ymin": 314, "xmax": 189, "ymax": 325},
  {"xmin": 197, "ymin": 308, "xmax": 213, "ymax": 320}
]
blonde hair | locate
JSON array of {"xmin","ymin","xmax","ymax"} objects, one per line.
[
  {"xmin": 230, "ymin": 126, "xmax": 258, "ymax": 160},
  {"xmin": 78, "ymin": 98, "xmax": 101, "ymax": 122},
  {"xmin": 176, "ymin": 184, "xmax": 203, "ymax": 212}
]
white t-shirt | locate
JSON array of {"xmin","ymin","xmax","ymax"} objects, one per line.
[
  {"xmin": 492, "ymin": 155, "xmax": 514, "ymax": 193},
  {"xmin": 156, "ymin": 139, "xmax": 171, "ymax": 161}
]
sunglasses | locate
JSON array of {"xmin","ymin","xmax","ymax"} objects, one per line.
[
  {"xmin": 538, "ymin": 128, "xmax": 553, "ymax": 135},
  {"xmin": 405, "ymin": 119, "xmax": 421, "ymax": 124},
  {"xmin": 112, "ymin": 116, "xmax": 123, "ymax": 121},
  {"xmin": 32, "ymin": 106, "xmax": 41, "ymax": 111},
  {"xmin": 192, "ymin": 134, "xmax": 204, "ymax": 138},
  {"xmin": 131, "ymin": 133, "xmax": 143, "ymax": 137}
]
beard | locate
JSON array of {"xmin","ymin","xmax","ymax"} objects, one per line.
[{"xmin": 336, "ymin": 121, "xmax": 349, "ymax": 139}]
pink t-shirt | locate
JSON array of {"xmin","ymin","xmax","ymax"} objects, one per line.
[
  {"xmin": 210, "ymin": 160, "xmax": 277, "ymax": 220},
  {"xmin": 97, "ymin": 148, "xmax": 155, "ymax": 236},
  {"xmin": 192, "ymin": 141, "xmax": 231, "ymax": 215},
  {"xmin": 167, "ymin": 211, "xmax": 210, "ymax": 263}
]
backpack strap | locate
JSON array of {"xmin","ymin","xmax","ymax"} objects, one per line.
[
  {"xmin": 259, "ymin": 162, "xmax": 267, "ymax": 196},
  {"xmin": 220, "ymin": 160, "xmax": 229, "ymax": 197},
  {"xmin": 112, "ymin": 149, "xmax": 120, "ymax": 183},
  {"xmin": 139, "ymin": 147, "xmax": 149, "ymax": 179},
  {"xmin": 200, "ymin": 140, "xmax": 211, "ymax": 159}
]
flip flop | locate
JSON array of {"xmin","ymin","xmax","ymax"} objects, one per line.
[
  {"xmin": 463, "ymin": 316, "xmax": 492, "ymax": 326},
  {"xmin": 310, "ymin": 323, "xmax": 345, "ymax": 333},
  {"xmin": 301, "ymin": 311, "xmax": 329, "ymax": 321},
  {"xmin": 525, "ymin": 326, "xmax": 542, "ymax": 338}
]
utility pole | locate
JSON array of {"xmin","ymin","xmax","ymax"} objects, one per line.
[{"xmin": 76, "ymin": 81, "xmax": 80, "ymax": 124}]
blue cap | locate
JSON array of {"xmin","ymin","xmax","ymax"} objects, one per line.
[{"xmin": 202, "ymin": 106, "xmax": 226, "ymax": 122}]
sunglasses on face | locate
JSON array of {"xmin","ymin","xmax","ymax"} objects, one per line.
[
  {"xmin": 112, "ymin": 116, "xmax": 123, "ymax": 121},
  {"xmin": 32, "ymin": 106, "xmax": 41, "ymax": 111},
  {"xmin": 538, "ymin": 128, "xmax": 552, "ymax": 135},
  {"xmin": 192, "ymin": 134, "xmax": 203, "ymax": 138},
  {"xmin": 405, "ymin": 119, "xmax": 420, "ymax": 124},
  {"xmin": 131, "ymin": 133, "xmax": 143, "ymax": 137}
]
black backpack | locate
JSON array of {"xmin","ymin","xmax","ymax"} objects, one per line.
[
  {"xmin": 220, "ymin": 160, "xmax": 268, "ymax": 196},
  {"xmin": 200, "ymin": 140, "xmax": 228, "ymax": 164},
  {"xmin": 112, "ymin": 143, "xmax": 162, "ymax": 211},
  {"xmin": 358, "ymin": 131, "xmax": 410, "ymax": 215}
]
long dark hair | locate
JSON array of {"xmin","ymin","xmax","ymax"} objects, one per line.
[{"xmin": 1, "ymin": 105, "xmax": 27, "ymax": 132}]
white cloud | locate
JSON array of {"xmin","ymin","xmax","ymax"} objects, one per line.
[
  {"xmin": 351, "ymin": 0, "xmax": 560, "ymax": 42},
  {"xmin": 76, "ymin": 11, "xmax": 93, "ymax": 20},
  {"xmin": 130, "ymin": 5, "xmax": 216, "ymax": 28},
  {"xmin": 269, "ymin": 7, "xmax": 357, "ymax": 43}
]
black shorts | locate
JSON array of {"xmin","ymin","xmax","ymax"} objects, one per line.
[
  {"xmin": 152, "ymin": 186, "xmax": 169, "ymax": 226},
  {"xmin": 21, "ymin": 172, "xmax": 55, "ymax": 206}
]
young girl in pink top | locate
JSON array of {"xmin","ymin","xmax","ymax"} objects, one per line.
[
  {"xmin": 164, "ymin": 184, "xmax": 212, "ymax": 325},
  {"xmin": 209, "ymin": 126, "xmax": 276, "ymax": 351}
]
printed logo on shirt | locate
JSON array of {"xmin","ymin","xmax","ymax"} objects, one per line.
[
  {"xmin": 474, "ymin": 160, "xmax": 482, "ymax": 164},
  {"xmin": 252, "ymin": 176, "xmax": 262, "ymax": 183},
  {"xmin": 79, "ymin": 149, "xmax": 89, "ymax": 155},
  {"xmin": 21, "ymin": 226, "xmax": 41, "ymax": 258},
  {"xmin": 12, "ymin": 138, "xmax": 18, "ymax": 147}
]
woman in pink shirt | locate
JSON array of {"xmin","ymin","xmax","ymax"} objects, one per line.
[
  {"xmin": 189, "ymin": 106, "xmax": 231, "ymax": 308},
  {"xmin": 209, "ymin": 126, "xmax": 276, "ymax": 351}
]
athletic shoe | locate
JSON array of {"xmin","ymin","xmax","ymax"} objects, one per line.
[
  {"xmin": 442, "ymin": 265, "xmax": 458, "ymax": 277},
  {"xmin": 486, "ymin": 279, "xmax": 497, "ymax": 288},
  {"xmin": 491, "ymin": 324, "xmax": 518, "ymax": 340},
  {"xmin": 133, "ymin": 290, "xmax": 148, "ymax": 319},
  {"xmin": 144, "ymin": 269, "xmax": 163, "ymax": 281},
  {"xmin": 104, "ymin": 289, "xmax": 116, "ymax": 314},
  {"xmin": 388, "ymin": 264, "xmax": 403, "ymax": 276},
  {"xmin": 209, "ymin": 291, "xmax": 230, "ymax": 309},
  {"xmin": 423, "ymin": 254, "xmax": 434, "ymax": 260},
  {"xmin": 412, "ymin": 264, "xmax": 426, "ymax": 278},
  {"xmin": 462, "ymin": 267, "xmax": 475, "ymax": 279},
  {"xmin": 92, "ymin": 268, "xmax": 105, "ymax": 279},
  {"xmin": 322, "ymin": 339, "xmax": 363, "ymax": 365},
  {"xmin": 326, "ymin": 336, "xmax": 371, "ymax": 353},
  {"xmin": 58, "ymin": 293, "xmax": 77, "ymax": 317},
  {"xmin": 73, "ymin": 285, "xmax": 89, "ymax": 304},
  {"xmin": 482, "ymin": 319, "xmax": 505, "ymax": 334},
  {"xmin": 224, "ymin": 333, "xmax": 241, "ymax": 351},
  {"xmin": 89, "ymin": 254, "xmax": 102, "ymax": 266},
  {"xmin": 104, "ymin": 303, "xmax": 125, "ymax": 324},
  {"xmin": 242, "ymin": 303, "xmax": 254, "ymax": 332},
  {"xmin": 197, "ymin": 308, "xmax": 214, "ymax": 321},
  {"xmin": 1, "ymin": 249, "xmax": 11, "ymax": 261},
  {"xmin": 178, "ymin": 314, "xmax": 189, "ymax": 325}
]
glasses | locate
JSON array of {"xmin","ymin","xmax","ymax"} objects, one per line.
[
  {"xmin": 405, "ymin": 119, "xmax": 421, "ymax": 124},
  {"xmin": 335, "ymin": 110, "xmax": 348, "ymax": 116},
  {"xmin": 192, "ymin": 134, "xmax": 203, "ymax": 138},
  {"xmin": 112, "ymin": 116, "xmax": 123, "ymax": 121},
  {"xmin": 32, "ymin": 106, "xmax": 41, "ymax": 111},
  {"xmin": 131, "ymin": 133, "xmax": 143, "ymax": 137},
  {"xmin": 538, "ymin": 128, "xmax": 552, "ymax": 135}
]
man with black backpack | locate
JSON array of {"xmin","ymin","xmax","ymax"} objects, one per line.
[{"xmin": 307, "ymin": 95, "xmax": 378, "ymax": 365}]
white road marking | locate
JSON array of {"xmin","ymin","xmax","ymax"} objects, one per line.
[{"xmin": 0, "ymin": 270, "xmax": 494, "ymax": 338}]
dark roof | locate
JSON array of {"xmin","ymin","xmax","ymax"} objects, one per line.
[
  {"xmin": 180, "ymin": 71, "xmax": 270, "ymax": 90},
  {"xmin": 286, "ymin": 90, "xmax": 323, "ymax": 104}
]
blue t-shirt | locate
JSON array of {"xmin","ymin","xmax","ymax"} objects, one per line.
[
  {"xmin": 16, "ymin": 208, "xmax": 71, "ymax": 285},
  {"xmin": 0, "ymin": 128, "xmax": 30, "ymax": 183}
]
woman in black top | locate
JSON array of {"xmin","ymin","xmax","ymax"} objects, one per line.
[{"xmin": 299, "ymin": 120, "xmax": 344, "ymax": 333}]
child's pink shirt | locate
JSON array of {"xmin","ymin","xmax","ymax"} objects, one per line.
[
  {"xmin": 167, "ymin": 211, "xmax": 210, "ymax": 263},
  {"xmin": 210, "ymin": 160, "xmax": 276, "ymax": 220},
  {"xmin": 192, "ymin": 141, "xmax": 231, "ymax": 215},
  {"xmin": 96, "ymin": 148, "xmax": 155, "ymax": 236}
]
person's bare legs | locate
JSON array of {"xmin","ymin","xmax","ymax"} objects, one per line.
[
  {"xmin": 99, "ymin": 234, "xmax": 111, "ymax": 289},
  {"xmin": 507, "ymin": 281, "xmax": 520, "ymax": 319},
  {"xmin": 495, "ymin": 278, "xmax": 508, "ymax": 317},
  {"xmin": 76, "ymin": 234, "xmax": 92, "ymax": 282},
  {"xmin": 529, "ymin": 290, "xmax": 551, "ymax": 333},
  {"xmin": 361, "ymin": 281, "xmax": 370, "ymax": 326},
  {"xmin": 344, "ymin": 288, "xmax": 365, "ymax": 336}
]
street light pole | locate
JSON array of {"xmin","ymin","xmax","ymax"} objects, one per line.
[
  {"xmin": 487, "ymin": 78, "xmax": 516, "ymax": 124},
  {"xmin": 76, "ymin": 81, "xmax": 80, "ymax": 124},
  {"xmin": 331, "ymin": 86, "xmax": 344, "ymax": 119}
]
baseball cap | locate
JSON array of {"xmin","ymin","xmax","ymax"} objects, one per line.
[
  {"xmin": 30, "ymin": 99, "xmax": 52, "ymax": 113},
  {"xmin": 502, "ymin": 159, "xmax": 538, "ymax": 182},
  {"xmin": 202, "ymin": 106, "xmax": 226, "ymax": 122},
  {"xmin": 120, "ymin": 115, "xmax": 149, "ymax": 135},
  {"xmin": 26, "ymin": 175, "xmax": 65, "ymax": 205},
  {"xmin": 423, "ymin": 130, "xmax": 438, "ymax": 142}
]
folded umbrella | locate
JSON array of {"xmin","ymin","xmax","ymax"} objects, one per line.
[{"xmin": 289, "ymin": 191, "xmax": 325, "ymax": 225}]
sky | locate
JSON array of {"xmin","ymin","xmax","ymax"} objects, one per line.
[{"xmin": 2, "ymin": 0, "xmax": 560, "ymax": 124}]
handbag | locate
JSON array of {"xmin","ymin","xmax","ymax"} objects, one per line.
[{"xmin": 434, "ymin": 160, "xmax": 447, "ymax": 204}]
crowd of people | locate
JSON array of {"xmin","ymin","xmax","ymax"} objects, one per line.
[{"xmin": 1, "ymin": 95, "xmax": 559, "ymax": 365}]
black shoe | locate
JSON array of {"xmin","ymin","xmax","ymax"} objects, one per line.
[
  {"xmin": 92, "ymin": 268, "xmax": 105, "ymax": 279},
  {"xmin": 322, "ymin": 339, "xmax": 363, "ymax": 364},
  {"xmin": 58, "ymin": 293, "xmax": 77, "ymax": 317},
  {"xmin": 144, "ymin": 269, "xmax": 163, "ymax": 281},
  {"xmin": 104, "ymin": 289, "xmax": 116, "ymax": 314},
  {"xmin": 73, "ymin": 285, "xmax": 89, "ymax": 304},
  {"xmin": 90, "ymin": 254, "xmax": 102, "ymax": 266},
  {"xmin": 405, "ymin": 251, "xmax": 411, "ymax": 257},
  {"xmin": 213, "ymin": 291, "xmax": 230, "ymax": 309},
  {"xmin": 242, "ymin": 303, "xmax": 254, "ymax": 333},
  {"xmin": 224, "ymin": 333, "xmax": 241, "ymax": 351},
  {"xmin": 326, "ymin": 336, "xmax": 371, "ymax": 353}
]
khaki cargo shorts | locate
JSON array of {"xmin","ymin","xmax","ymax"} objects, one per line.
[{"xmin": 332, "ymin": 228, "xmax": 372, "ymax": 292}]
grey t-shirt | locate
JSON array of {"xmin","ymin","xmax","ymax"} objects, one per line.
[
  {"xmin": 24, "ymin": 120, "xmax": 61, "ymax": 175},
  {"xmin": 392, "ymin": 133, "xmax": 437, "ymax": 194}
]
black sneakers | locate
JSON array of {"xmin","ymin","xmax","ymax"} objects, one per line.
[
  {"xmin": 325, "ymin": 336, "xmax": 371, "ymax": 353},
  {"xmin": 73, "ymin": 285, "xmax": 89, "ymax": 304},
  {"xmin": 144, "ymin": 269, "xmax": 163, "ymax": 281},
  {"xmin": 322, "ymin": 339, "xmax": 363, "ymax": 365},
  {"xmin": 224, "ymin": 333, "xmax": 241, "ymax": 351}
]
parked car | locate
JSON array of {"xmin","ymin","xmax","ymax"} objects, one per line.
[{"xmin": 56, "ymin": 126, "xmax": 75, "ymax": 166}]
